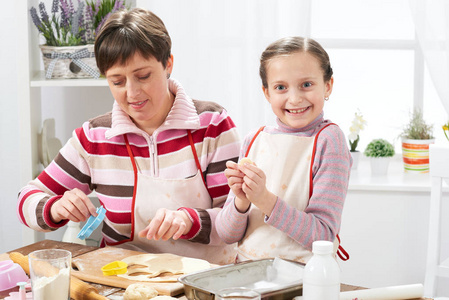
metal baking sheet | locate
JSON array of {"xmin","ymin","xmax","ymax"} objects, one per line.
[{"xmin": 178, "ymin": 258, "xmax": 304, "ymax": 300}]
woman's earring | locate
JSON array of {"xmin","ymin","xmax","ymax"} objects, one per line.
[
  {"xmin": 324, "ymin": 97, "xmax": 329, "ymax": 101},
  {"xmin": 167, "ymin": 73, "xmax": 171, "ymax": 79}
]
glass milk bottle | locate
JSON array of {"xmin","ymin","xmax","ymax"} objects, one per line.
[
  {"xmin": 303, "ymin": 240, "xmax": 341, "ymax": 300},
  {"xmin": 62, "ymin": 221, "xmax": 86, "ymax": 245}
]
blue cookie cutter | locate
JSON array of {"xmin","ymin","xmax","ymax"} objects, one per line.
[{"xmin": 77, "ymin": 206, "xmax": 106, "ymax": 240}]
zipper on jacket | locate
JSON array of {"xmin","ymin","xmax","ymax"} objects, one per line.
[{"xmin": 149, "ymin": 136, "xmax": 157, "ymax": 177}]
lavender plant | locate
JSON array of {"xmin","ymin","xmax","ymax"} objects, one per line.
[
  {"xmin": 86, "ymin": 0, "xmax": 128, "ymax": 38},
  {"xmin": 30, "ymin": 0, "xmax": 89, "ymax": 46},
  {"xmin": 30, "ymin": 0, "xmax": 128, "ymax": 46}
]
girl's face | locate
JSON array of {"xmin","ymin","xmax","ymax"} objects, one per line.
[
  {"xmin": 262, "ymin": 51, "xmax": 333, "ymax": 129},
  {"xmin": 105, "ymin": 52, "xmax": 174, "ymax": 135}
]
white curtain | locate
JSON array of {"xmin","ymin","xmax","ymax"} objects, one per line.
[
  {"xmin": 410, "ymin": 0, "xmax": 449, "ymax": 115},
  {"xmin": 142, "ymin": 0, "xmax": 310, "ymax": 137}
]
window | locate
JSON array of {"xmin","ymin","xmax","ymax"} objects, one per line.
[
  {"xmin": 147, "ymin": 0, "xmax": 441, "ymax": 151},
  {"xmin": 310, "ymin": 0, "xmax": 437, "ymax": 152}
]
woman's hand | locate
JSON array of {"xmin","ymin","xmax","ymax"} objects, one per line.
[
  {"xmin": 138, "ymin": 208, "xmax": 192, "ymax": 241},
  {"xmin": 225, "ymin": 161, "xmax": 251, "ymax": 212},
  {"xmin": 239, "ymin": 163, "xmax": 276, "ymax": 216},
  {"xmin": 50, "ymin": 188, "xmax": 98, "ymax": 223}
]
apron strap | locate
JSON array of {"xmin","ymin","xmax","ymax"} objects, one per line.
[
  {"xmin": 336, "ymin": 234, "xmax": 350, "ymax": 261},
  {"xmin": 310, "ymin": 122, "xmax": 336, "ymax": 198},
  {"xmin": 121, "ymin": 134, "xmax": 137, "ymax": 244},
  {"xmin": 104, "ymin": 135, "xmax": 136, "ymax": 246},
  {"xmin": 244, "ymin": 126, "xmax": 265, "ymax": 157},
  {"xmin": 187, "ymin": 130, "xmax": 207, "ymax": 189},
  {"xmin": 310, "ymin": 123, "xmax": 350, "ymax": 261}
]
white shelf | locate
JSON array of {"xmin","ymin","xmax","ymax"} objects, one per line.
[
  {"xmin": 348, "ymin": 155, "xmax": 446, "ymax": 193},
  {"xmin": 31, "ymin": 71, "xmax": 108, "ymax": 87}
]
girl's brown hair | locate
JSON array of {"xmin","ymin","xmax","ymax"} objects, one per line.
[
  {"xmin": 259, "ymin": 36, "xmax": 333, "ymax": 88},
  {"xmin": 95, "ymin": 8, "xmax": 172, "ymax": 75}
]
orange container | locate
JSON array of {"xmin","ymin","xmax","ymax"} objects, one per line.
[{"xmin": 401, "ymin": 138, "xmax": 435, "ymax": 173}]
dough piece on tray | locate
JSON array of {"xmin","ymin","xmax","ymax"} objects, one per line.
[{"xmin": 118, "ymin": 253, "xmax": 211, "ymax": 282}]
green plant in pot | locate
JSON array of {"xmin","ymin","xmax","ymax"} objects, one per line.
[
  {"xmin": 400, "ymin": 109, "xmax": 435, "ymax": 173},
  {"xmin": 364, "ymin": 139, "xmax": 395, "ymax": 175}
]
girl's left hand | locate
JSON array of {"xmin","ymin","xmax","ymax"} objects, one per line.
[
  {"xmin": 138, "ymin": 208, "xmax": 192, "ymax": 241},
  {"xmin": 240, "ymin": 163, "xmax": 277, "ymax": 216}
]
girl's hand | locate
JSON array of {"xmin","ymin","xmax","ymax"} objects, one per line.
[
  {"xmin": 225, "ymin": 161, "xmax": 251, "ymax": 212},
  {"xmin": 138, "ymin": 208, "xmax": 192, "ymax": 241},
  {"xmin": 240, "ymin": 163, "xmax": 277, "ymax": 216},
  {"xmin": 50, "ymin": 188, "xmax": 98, "ymax": 223}
]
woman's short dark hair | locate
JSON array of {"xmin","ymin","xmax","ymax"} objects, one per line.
[
  {"xmin": 95, "ymin": 8, "xmax": 172, "ymax": 75},
  {"xmin": 259, "ymin": 36, "xmax": 333, "ymax": 88}
]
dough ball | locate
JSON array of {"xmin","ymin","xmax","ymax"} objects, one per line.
[
  {"xmin": 123, "ymin": 283, "xmax": 158, "ymax": 300},
  {"xmin": 239, "ymin": 157, "xmax": 254, "ymax": 165},
  {"xmin": 151, "ymin": 297, "xmax": 178, "ymax": 300}
]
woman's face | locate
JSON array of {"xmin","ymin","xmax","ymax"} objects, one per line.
[
  {"xmin": 263, "ymin": 51, "xmax": 333, "ymax": 129},
  {"xmin": 105, "ymin": 52, "xmax": 174, "ymax": 134}
]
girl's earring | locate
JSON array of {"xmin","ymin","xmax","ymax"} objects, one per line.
[
  {"xmin": 167, "ymin": 73, "xmax": 171, "ymax": 79},
  {"xmin": 324, "ymin": 97, "xmax": 329, "ymax": 101}
]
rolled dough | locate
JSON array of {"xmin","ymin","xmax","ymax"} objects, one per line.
[{"xmin": 118, "ymin": 253, "xmax": 210, "ymax": 282}]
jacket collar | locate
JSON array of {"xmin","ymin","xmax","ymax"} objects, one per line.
[
  {"xmin": 105, "ymin": 79, "xmax": 200, "ymax": 139},
  {"xmin": 275, "ymin": 111, "xmax": 325, "ymax": 133}
]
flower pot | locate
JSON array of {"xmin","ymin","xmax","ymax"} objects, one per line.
[
  {"xmin": 401, "ymin": 138, "xmax": 435, "ymax": 173},
  {"xmin": 40, "ymin": 44, "xmax": 100, "ymax": 79},
  {"xmin": 369, "ymin": 157, "xmax": 390, "ymax": 176},
  {"xmin": 350, "ymin": 151, "xmax": 361, "ymax": 170}
]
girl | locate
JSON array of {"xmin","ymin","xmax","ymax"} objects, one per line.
[{"xmin": 216, "ymin": 36, "xmax": 352, "ymax": 263}]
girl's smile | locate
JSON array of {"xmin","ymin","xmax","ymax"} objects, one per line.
[{"xmin": 286, "ymin": 106, "xmax": 310, "ymax": 114}]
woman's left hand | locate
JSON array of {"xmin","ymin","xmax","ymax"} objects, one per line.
[
  {"xmin": 138, "ymin": 208, "xmax": 192, "ymax": 241},
  {"xmin": 240, "ymin": 163, "xmax": 277, "ymax": 216}
]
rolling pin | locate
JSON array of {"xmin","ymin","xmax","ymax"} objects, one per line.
[
  {"xmin": 9, "ymin": 252, "xmax": 108, "ymax": 300},
  {"xmin": 339, "ymin": 283, "xmax": 424, "ymax": 300}
]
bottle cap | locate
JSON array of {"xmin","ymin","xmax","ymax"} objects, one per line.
[{"xmin": 312, "ymin": 240, "xmax": 333, "ymax": 255}]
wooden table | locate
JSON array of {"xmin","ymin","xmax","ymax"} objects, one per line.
[{"xmin": 0, "ymin": 240, "xmax": 431, "ymax": 300}]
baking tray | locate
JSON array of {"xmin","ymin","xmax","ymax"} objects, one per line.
[{"xmin": 178, "ymin": 258, "xmax": 304, "ymax": 300}]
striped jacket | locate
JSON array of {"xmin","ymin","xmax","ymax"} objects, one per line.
[
  {"xmin": 216, "ymin": 113, "xmax": 352, "ymax": 251},
  {"xmin": 17, "ymin": 79, "xmax": 241, "ymax": 246}
]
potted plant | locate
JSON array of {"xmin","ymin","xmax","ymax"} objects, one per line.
[
  {"xmin": 348, "ymin": 110, "xmax": 367, "ymax": 170},
  {"xmin": 442, "ymin": 121, "xmax": 449, "ymax": 142},
  {"xmin": 364, "ymin": 139, "xmax": 395, "ymax": 175},
  {"xmin": 86, "ymin": 0, "xmax": 130, "ymax": 39},
  {"xmin": 29, "ymin": 0, "xmax": 127, "ymax": 79},
  {"xmin": 400, "ymin": 109, "xmax": 435, "ymax": 173}
]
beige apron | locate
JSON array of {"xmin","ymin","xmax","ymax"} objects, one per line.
[
  {"xmin": 237, "ymin": 125, "xmax": 341, "ymax": 264},
  {"xmin": 108, "ymin": 132, "xmax": 236, "ymax": 265}
]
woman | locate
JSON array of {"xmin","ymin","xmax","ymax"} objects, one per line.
[{"xmin": 17, "ymin": 8, "xmax": 240, "ymax": 265}]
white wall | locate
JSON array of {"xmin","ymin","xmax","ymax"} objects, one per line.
[
  {"xmin": 0, "ymin": 2, "xmax": 24, "ymax": 253},
  {"xmin": 341, "ymin": 157, "xmax": 449, "ymax": 296}
]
